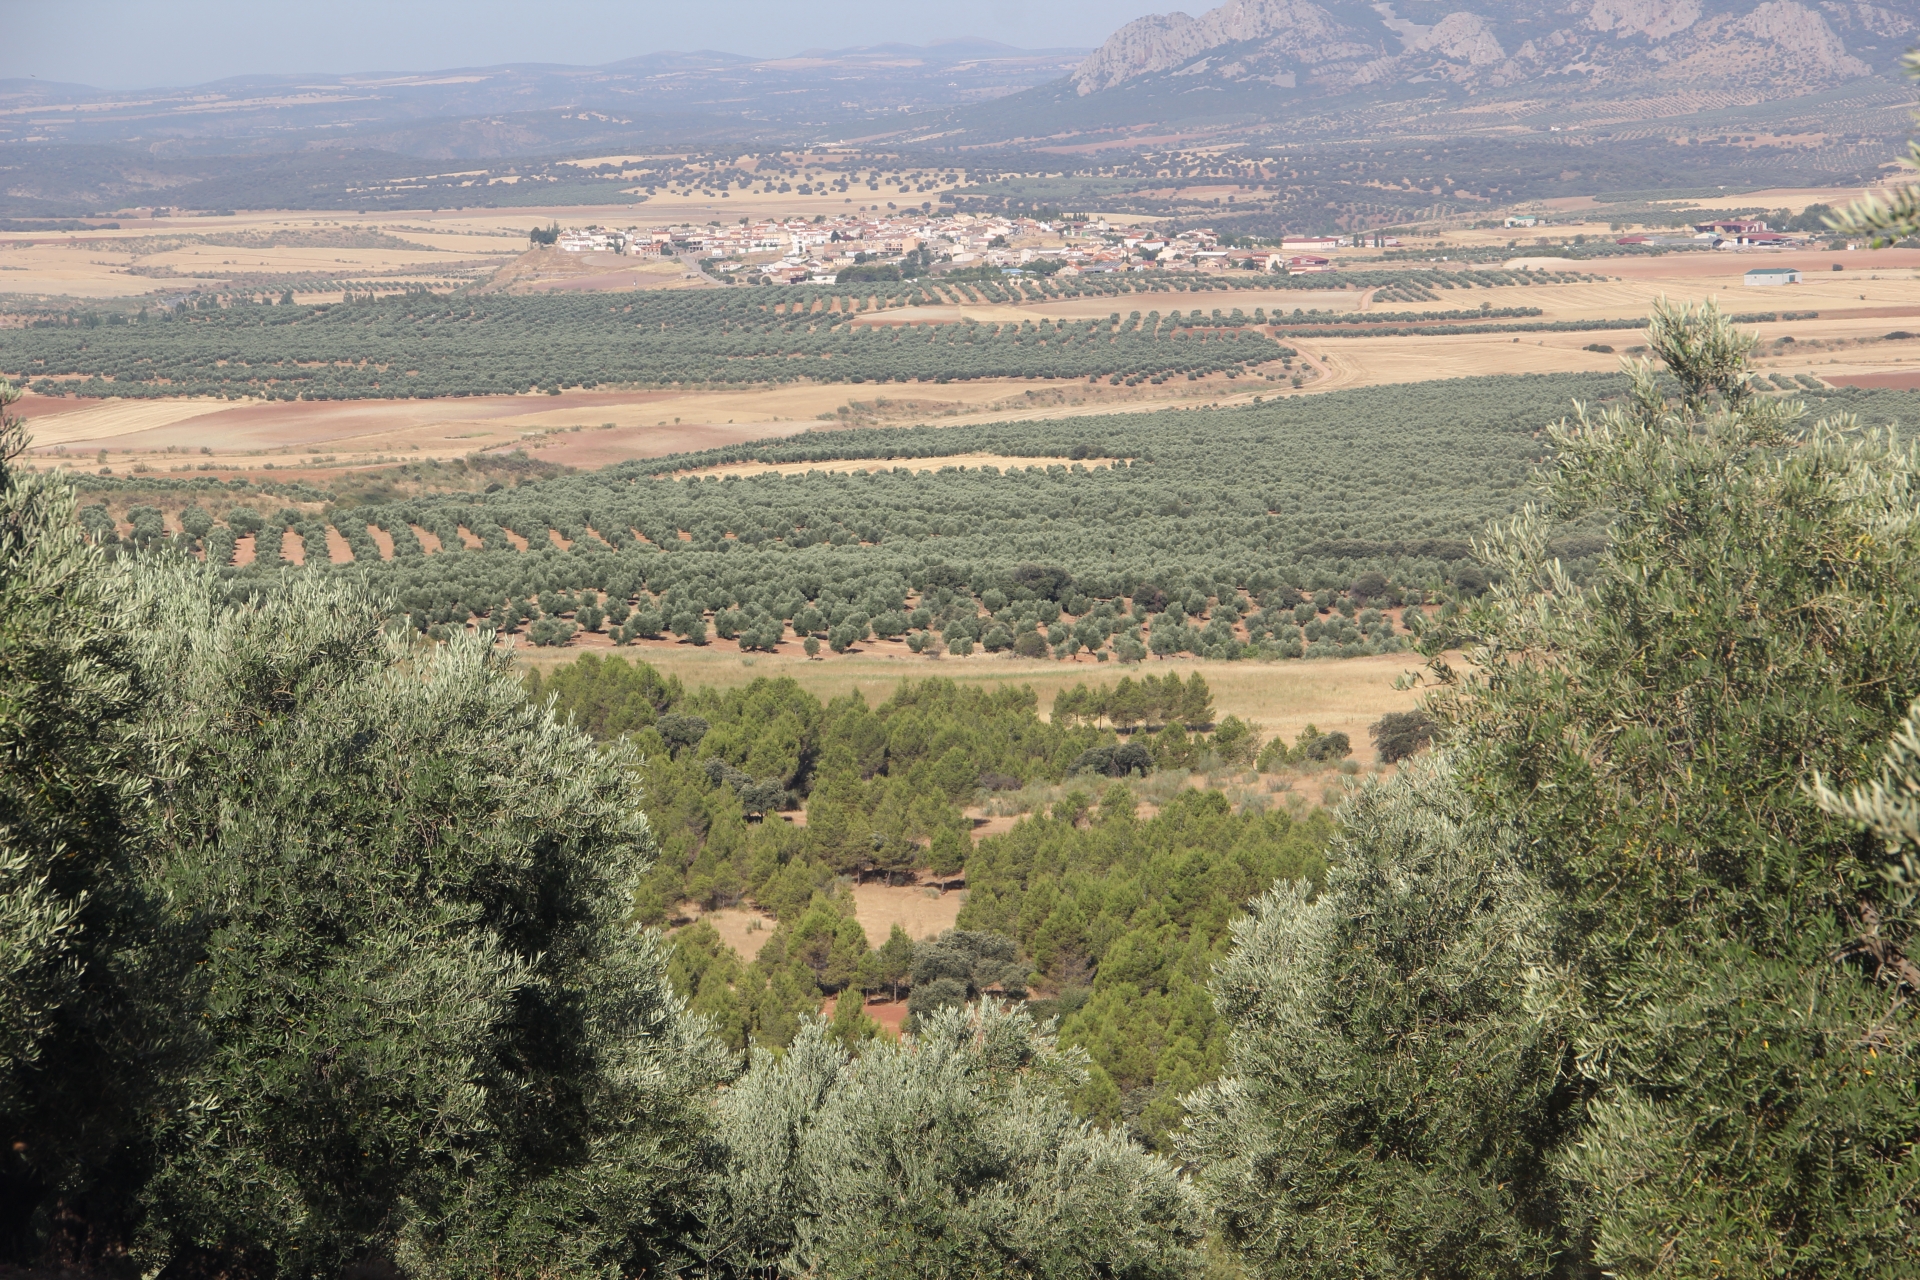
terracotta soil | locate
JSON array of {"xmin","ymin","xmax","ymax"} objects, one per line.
[
  {"xmin": 821, "ymin": 993, "xmax": 912, "ymax": 1037},
  {"xmin": 1828, "ymin": 370, "xmax": 1920, "ymax": 390}
]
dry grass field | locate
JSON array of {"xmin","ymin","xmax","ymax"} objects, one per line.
[
  {"xmin": 11, "ymin": 372, "xmax": 1270, "ymax": 474},
  {"xmin": 0, "ymin": 209, "xmax": 539, "ymax": 302},
  {"xmin": 669, "ymin": 859, "xmax": 965, "ymax": 964},
  {"xmin": 512, "ymin": 641, "xmax": 1427, "ymax": 754}
]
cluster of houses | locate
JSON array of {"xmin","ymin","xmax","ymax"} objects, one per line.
[
  {"xmin": 1611, "ymin": 217, "xmax": 1824, "ymax": 251},
  {"xmin": 541, "ymin": 213, "xmax": 1381, "ymax": 282}
]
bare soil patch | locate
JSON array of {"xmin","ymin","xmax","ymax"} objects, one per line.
[
  {"xmin": 821, "ymin": 993, "xmax": 912, "ymax": 1037},
  {"xmin": 1828, "ymin": 370, "xmax": 1920, "ymax": 389},
  {"xmin": 480, "ymin": 248, "xmax": 705, "ymax": 295},
  {"xmin": 966, "ymin": 810, "xmax": 1022, "ymax": 843}
]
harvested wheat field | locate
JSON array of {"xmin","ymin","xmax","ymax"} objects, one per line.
[
  {"xmin": 0, "ymin": 209, "xmax": 533, "ymax": 301},
  {"xmin": 12, "ymin": 368, "xmax": 1306, "ymax": 473}
]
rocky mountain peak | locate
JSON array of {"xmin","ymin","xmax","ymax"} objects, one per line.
[{"xmin": 1070, "ymin": 0, "xmax": 1903, "ymax": 101}]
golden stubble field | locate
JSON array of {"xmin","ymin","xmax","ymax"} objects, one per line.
[
  {"xmin": 11, "ymin": 185, "xmax": 1918, "ymax": 475},
  {"xmin": 0, "ymin": 209, "xmax": 540, "ymax": 302},
  {"xmin": 11, "ymin": 370, "xmax": 1258, "ymax": 474}
]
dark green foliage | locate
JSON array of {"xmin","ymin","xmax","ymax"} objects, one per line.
[
  {"xmin": 1054, "ymin": 672, "xmax": 1214, "ymax": 730},
  {"xmin": 1424, "ymin": 301, "xmax": 1920, "ymax": 1274},
  {"xmin": 122, "ymin": 572, "xmax": 730, "ymax": 1279},
  {"xmin": 2, "ymin": 432, "xmax": 735, "ymax": 1279},
  {"xmin": 1070, "ymin": 742, "xmax": 1155, "ymax": 777},
  {"xmin": 1370, "ymin": 708, "xmax": 1435, "ymax": 762},
  {"xmin": 525, "ymin": 651, "xmax": 683, "ymax": 739},
  {"xmin": 182, "ymin": 376, "xmax": 1920, "ymax": 666},
  {"xmin": 666, "ymin": 908, "xmax": 848, "ymax": 1056},
  {"xmin": 960, "ymin": 788, "xmax": 1332, "ymax": 1147},
  {"xmin": 1182, "ymin": 760, "xmax": 1572, "ymax": 1279},
  {"xmin": 1298, "ymin": 729, "xmax": 1350, "ymax": 763},
  {"xmin": 528, "ymin": 660, "xmax": 1107, "ymax": 941},
  {"xmin": 0, "ymin": 382, "xmax": 171, "ymax": 1268},
  {"xmin": 1194, "ymin": 301, "xmax": 1920, "ymax": 1278},
  {"xmin": 906, "ymin": 929, "xmax": 1028, "ymax": 1023}
]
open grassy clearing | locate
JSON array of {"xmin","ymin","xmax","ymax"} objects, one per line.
[{"xmin": 513, "ymin": 644, "xmax": 1425, "ymax": 752}]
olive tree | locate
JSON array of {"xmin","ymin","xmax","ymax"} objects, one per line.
[
  {"xmin": 705, "ymin": 1003, "xmax": 1200, "ymax": 1280},
  {"xmin": 121, "ymin": 567, "xmax": 732, "ymax": 1279}
]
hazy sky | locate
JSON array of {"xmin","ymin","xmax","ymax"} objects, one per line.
[{"xmin": 9, "ymin": 0, "xmax": 1167, "ymax": 89}]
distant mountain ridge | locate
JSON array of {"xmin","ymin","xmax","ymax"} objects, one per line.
[
  {"xmin": 0, "ymin": 40, "xmax": 1088, "ymax": 158},
  {"xmin": 1070, "ymin": 0, "xmax": 1913, "ymax": 102}
]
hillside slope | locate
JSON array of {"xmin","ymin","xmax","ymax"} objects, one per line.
[{"xmin": 1071, "ymin": 0, "xmax": 1910, "ymax": 100}]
